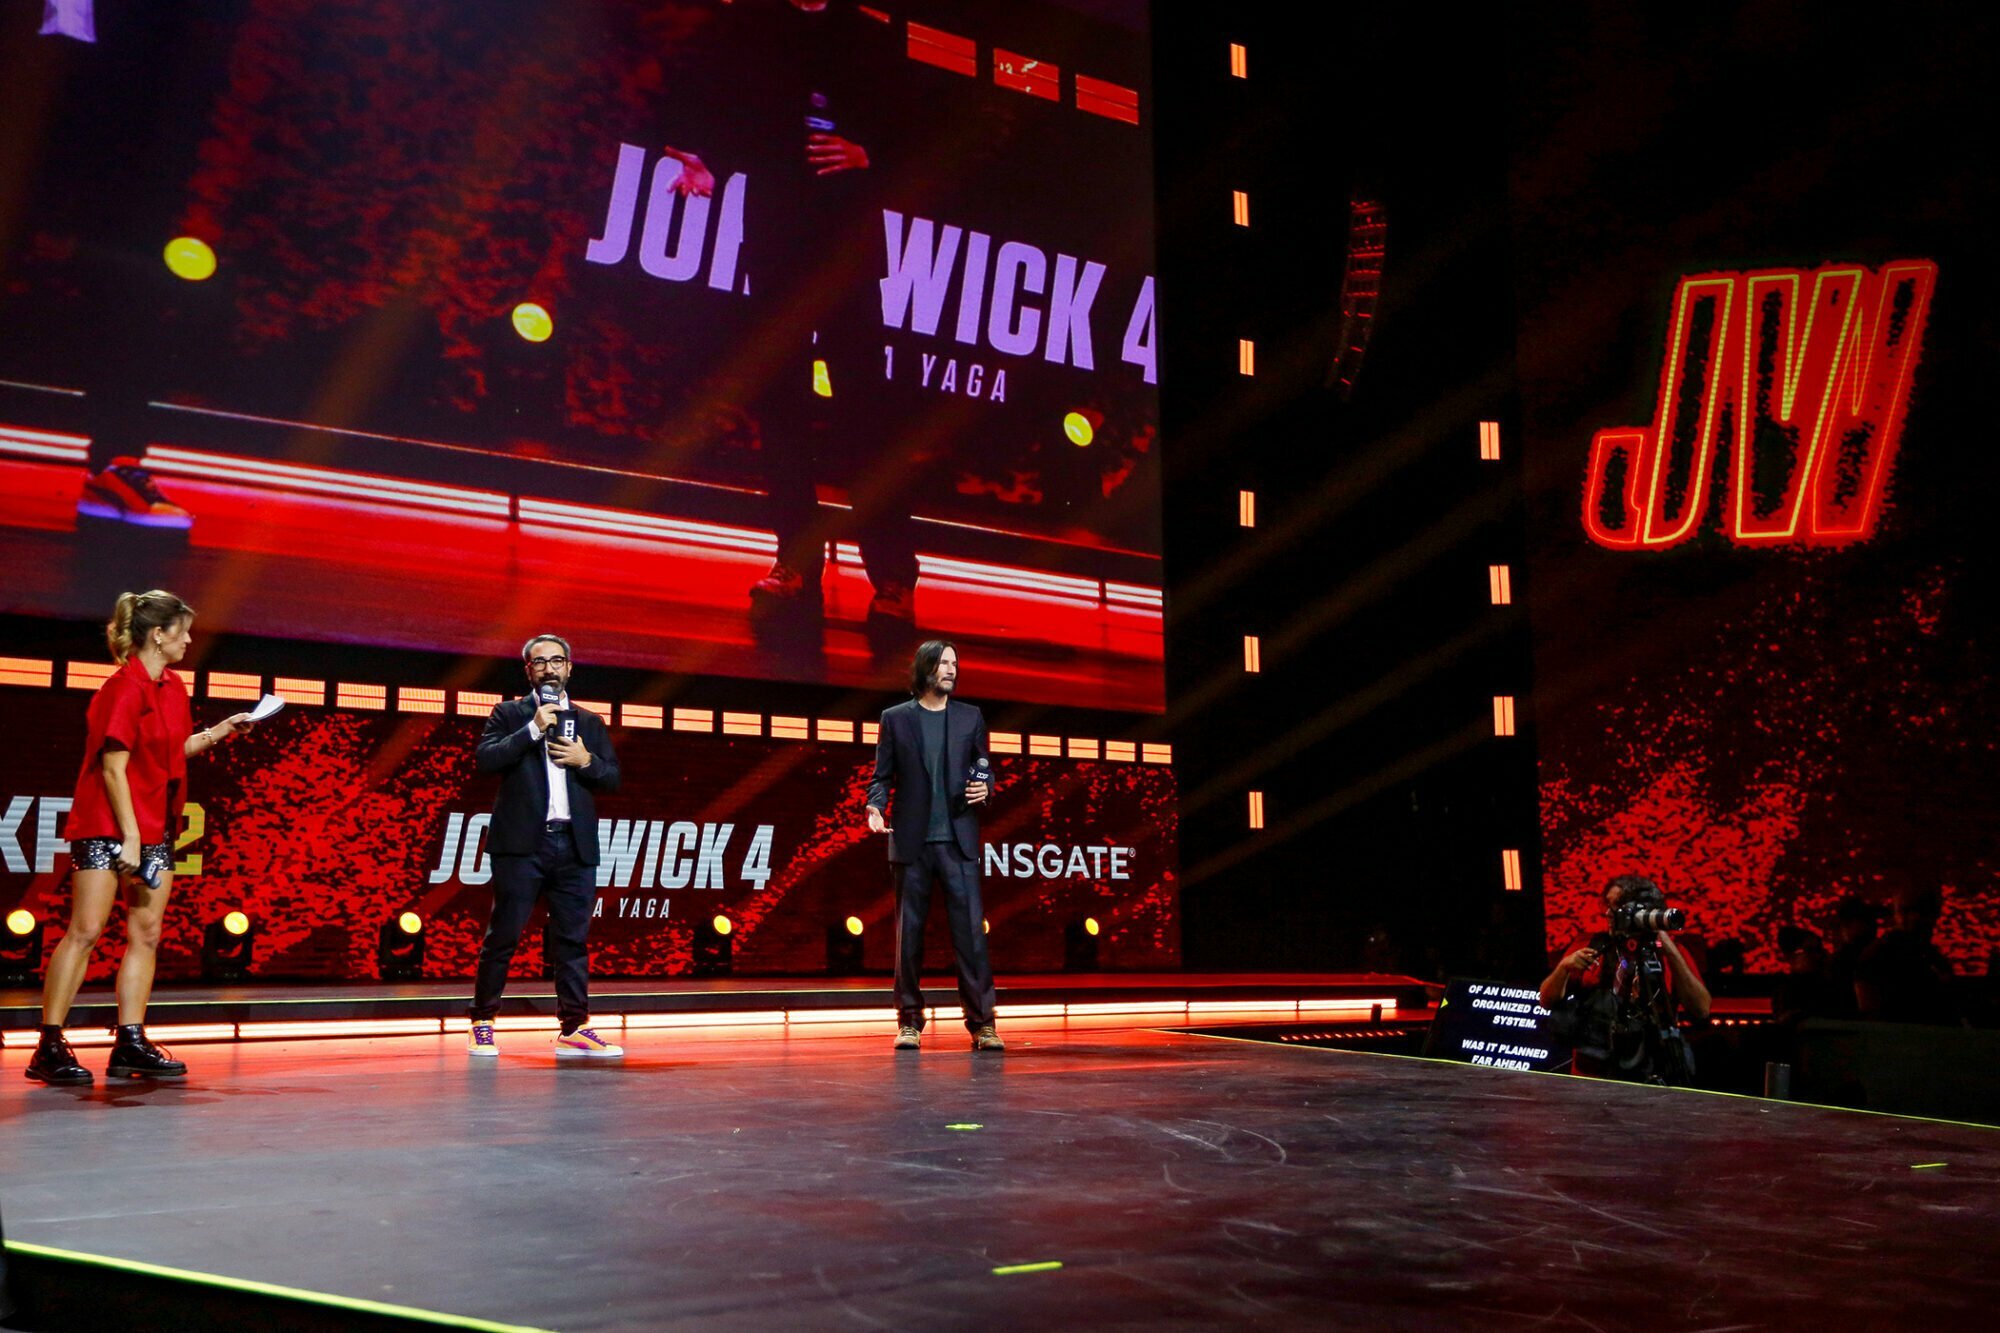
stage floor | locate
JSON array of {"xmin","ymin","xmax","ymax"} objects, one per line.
[{"xmin": 4, "ymin": 1020, "xmax": 1997, "ymax": 1330}]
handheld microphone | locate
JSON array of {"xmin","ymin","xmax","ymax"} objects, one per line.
[
  {"xmin": 968, "ymin": 757, "xmax": 991, "ymax": 801},
  {"xmin": 537, "ymin": 682, "xmax": 577, "ymax": 744}
]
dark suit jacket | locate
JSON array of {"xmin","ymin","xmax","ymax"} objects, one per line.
[
  {"xmin": 865, "ymin": 697, "xmax": 989, "ymax": 864},
  {"xmin": 476, "ymin": 696, "xmax": 621, "ymax": 865}
]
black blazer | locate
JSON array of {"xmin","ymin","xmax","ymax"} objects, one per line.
[
  {"xmin": 865, "ymin": 697, "xmax": 990, "ymax": 864},
  {"xmin": 475, "ymin": 696, "xmax": 621, "ymax": 865}
]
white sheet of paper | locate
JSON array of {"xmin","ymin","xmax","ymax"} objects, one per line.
[{"xmin": 247, "ymin": 693, "xmax": 286, "ymax": 723}]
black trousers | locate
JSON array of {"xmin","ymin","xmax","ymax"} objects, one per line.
[
  {"xmin": 893, "ymin": 842, "xmax": 996, "ymax": 1031},
  {"xmin": 761, "ymin": 355, "xmax": 919, "ymax": 592},
  {"xmin": 470, "ymin": 824, "xmax": 595, "ymax": 1028}
]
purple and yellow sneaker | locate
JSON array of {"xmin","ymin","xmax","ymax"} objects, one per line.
[
  {"xmin": 467, "ymin": 1022, "xmax": 499, "ymax": 1057},
  {"xmin": 555, "ymin": 1026, "xmax": 623, "ymax": 1059}
]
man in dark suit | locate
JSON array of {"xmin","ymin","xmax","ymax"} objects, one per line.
[
  {"xmin": 467, "ymin": 634, "xmax": 623, "ymax": 1059},
  {"xmin": 865, "ymin": 640, "xmax": 1001, "ymax": 1052}
]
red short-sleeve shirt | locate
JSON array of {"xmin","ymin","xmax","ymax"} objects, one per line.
[{"xmin": 66, "ymin": 657, "xmax": 192, "ymax": 843}]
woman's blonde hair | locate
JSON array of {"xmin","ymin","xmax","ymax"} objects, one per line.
[{"xmin": 107, "ymin": 590, "xmax": 195, "ymax": 664}]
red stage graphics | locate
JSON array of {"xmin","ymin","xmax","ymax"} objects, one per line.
[
  {"xmin": 1, "ymin": 690, "xmax": 1179, "ymax": 982},
  {"xmin": 1584, "ymin": 260, "xmax": 1937, "ymax": 550},
  {"xmin": 1535, "ymin": 557, "xmax": 1999, "ymax": 974}
]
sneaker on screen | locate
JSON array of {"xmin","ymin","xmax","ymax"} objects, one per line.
[
  {"xmin": 554, "ymin": 1026, "xmax": 623, "ymax": 1059},
  {"xmin": 77, "ymin": 457, "xmax": 193, "ymax": 529},
  {"xmin": 866, "ymin": 581, "xmax": 916, "ymax": 624}
]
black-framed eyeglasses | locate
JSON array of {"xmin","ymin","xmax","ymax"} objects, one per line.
[{"xmin": 529, "ymin": 656, "xmax": 569, "ymax": 669}]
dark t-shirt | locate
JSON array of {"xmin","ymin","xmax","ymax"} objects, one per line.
[
  {"xmin": 917, "ymin": 703, "xmax": 951, "ymax": 842},
  {"xmin": 1557, "ymin": 933, "xmax": 1705, "ymax": 1082},
  {"xmin": 1557, "ymin": 933, "xmax": 1704, "ymax": 997}
]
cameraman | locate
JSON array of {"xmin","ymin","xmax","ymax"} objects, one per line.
[{"xmin": 1540, "ymin": 874, "xmax": 1711, "ymax": 1082}]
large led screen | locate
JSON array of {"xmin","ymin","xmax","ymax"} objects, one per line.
[
  {"xmin": 0, "ymin": 0, "xmax": 1162, "ymax": 711},
  {"xmin": 1511, "ymin": 11, "xmax": 1998, "ymax": 978}
]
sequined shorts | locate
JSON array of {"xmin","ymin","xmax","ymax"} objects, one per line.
[{"xmin": 71, "ymin": 838, "xmax": 173, "ymax": 882}]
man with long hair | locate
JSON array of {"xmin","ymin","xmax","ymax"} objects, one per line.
[{"xmin": 865, "ymin": 641, "xmax": 1000, "ymax": 1051}]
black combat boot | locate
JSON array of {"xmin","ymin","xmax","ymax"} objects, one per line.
[
  {"xmin": 24, "ymin": 1025, "xmax": 93, "ymax": 1086},
  {"xmin": 107, "ymin": 1024, "xmax": 187, "ymax": 1080}
]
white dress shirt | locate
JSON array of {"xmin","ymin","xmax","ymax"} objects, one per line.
[{"xmin": 525, "ymin": 693, "xmax": 573, "ymax": 822}]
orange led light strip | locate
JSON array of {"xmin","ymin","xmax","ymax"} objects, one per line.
[
  {"xmin": 11, "ymin": 666, "xmax": 1168, "ymax": 766},
  {"xmin": 0, "ymin": 995, "xmax": 1407, "ymax": 1048}
]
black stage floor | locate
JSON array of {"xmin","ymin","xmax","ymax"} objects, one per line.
[{"xmin": 4, "ymin": 1019, "xmax": 1997, "ymax": 1331}]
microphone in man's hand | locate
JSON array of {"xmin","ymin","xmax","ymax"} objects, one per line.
[
  {"xmin": 537, "ymin": 681, "xmax": 577, "ymax": 744},
  {"xmin": 968, "ymin": 757, "xmax": 991, "ymax": 802}
]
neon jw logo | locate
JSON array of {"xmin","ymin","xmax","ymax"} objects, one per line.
[{"xmin": 1584, "ymin": 260, "xmax": 1936, "ymax": 549}]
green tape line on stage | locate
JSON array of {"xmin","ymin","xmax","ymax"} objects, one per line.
[{"xmin": 3, "ymin": 1240, "xmax": 557, "ymax": 1333}]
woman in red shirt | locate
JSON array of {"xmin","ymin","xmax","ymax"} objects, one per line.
[{"xmin": 26, "ymin": 590, "xmax": 253, "ymax": 1086}]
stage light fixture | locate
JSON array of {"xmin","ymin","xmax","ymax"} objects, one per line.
[
  {"xmin": 163, "ymin": 236, "xmax": 217, "ymax": 281},
  {"xmin": 1064, "ymin": 915, "xmax": 1101, "ymax": 971},
  {"xmin": 511, "ymin": 301, "xmax": 553, "ymax": 342},
  {"xmin": 3, "ymin": 908, "xmax": 42, "ymax": 986},
  {"xmin": 377, "ymin": 910, "xmax": 426, "ymax": 982},
  {"xmin": 813, "ymin": 358, "xmax": 833, "ymax": 397},
  {"xmin": 693, "ymin": 913, "xmax": 734, "ymax": 978},
  {"xmin": 1062, "ymin": 410, "xmax": 1094, "ymax": 446},
  {"xmin": 825, "ymin": 915, "xmax": 865, "ymax": 976},
  {"xmin": 202, "ymin": 911, "xmax": 256, "ymax": 983}
]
